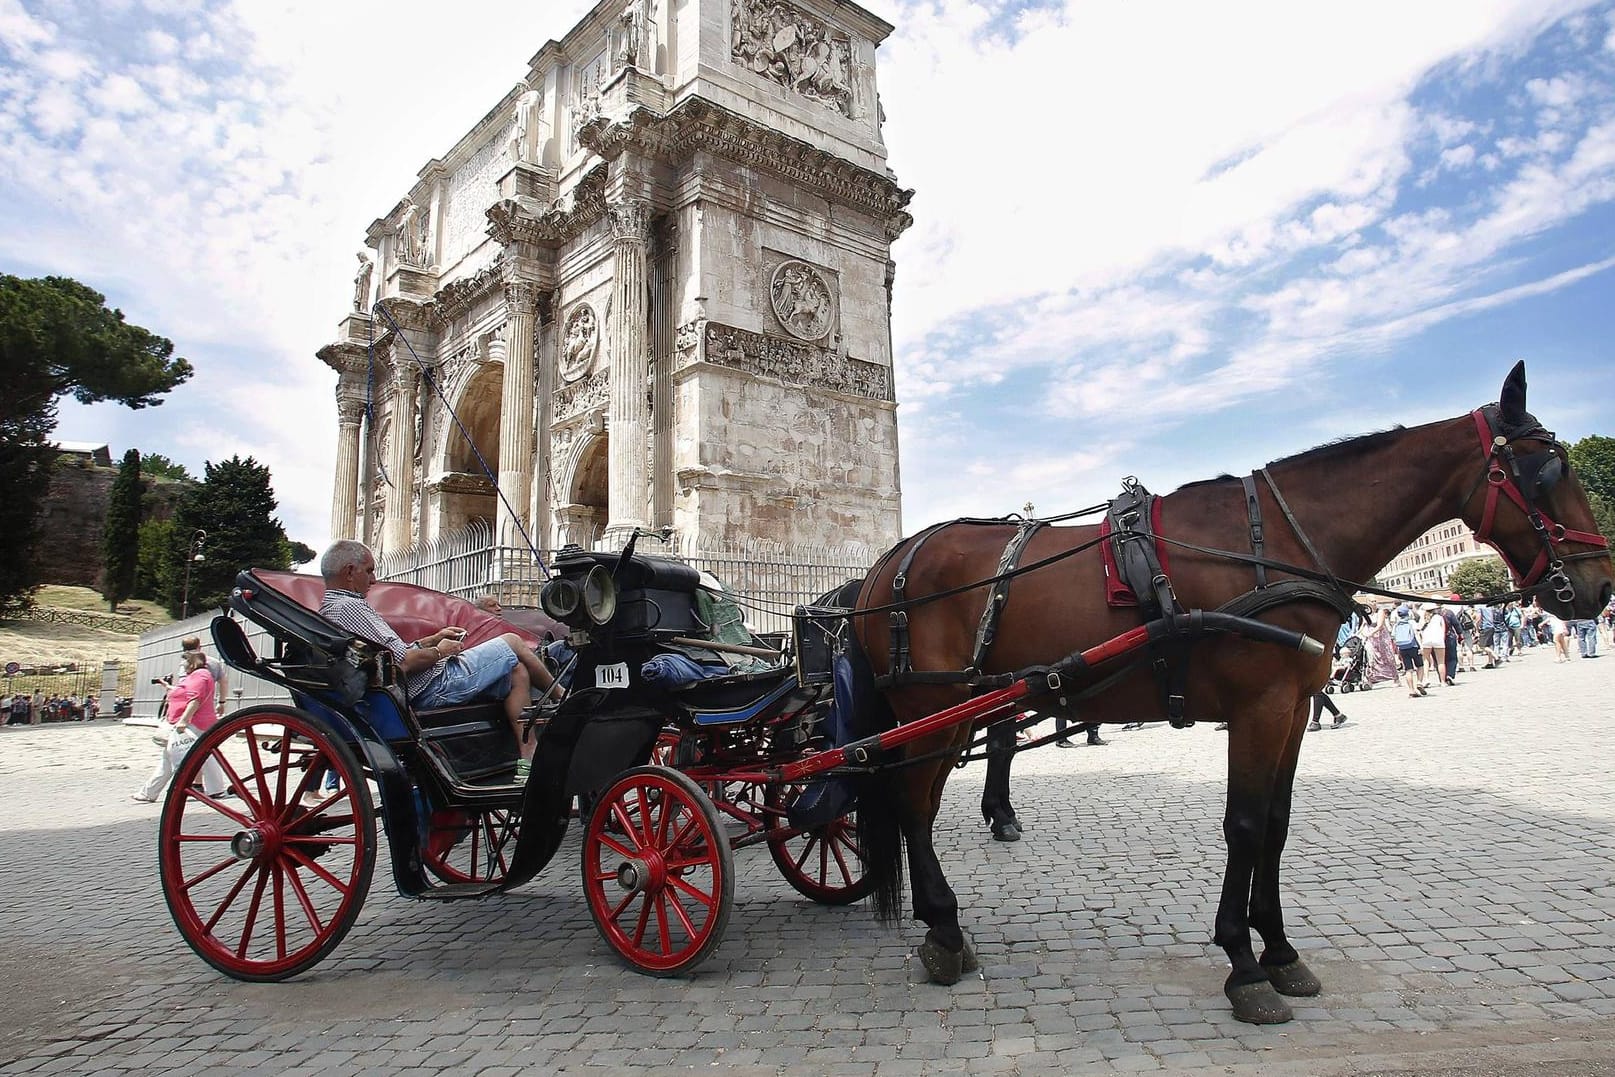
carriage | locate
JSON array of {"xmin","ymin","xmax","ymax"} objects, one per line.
[
  {"xmin": 157, "ymin": 535, "xmax": 873, "ymax": 980},
  {"xmin": 157, "ymin": 363, "xmax": 1612, "ymax": 1024}
]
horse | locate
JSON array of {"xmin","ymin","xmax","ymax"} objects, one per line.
[{"xmin": 844, "ymin": 362, "xmax": 1612, "ymax": 1024}]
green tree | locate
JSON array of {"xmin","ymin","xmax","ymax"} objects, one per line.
[
  {"xmin": 1588, "ymin": 491, "xmax": 1615, "ymax": 543},
  {"xmin": 135, "ymin": 517, "xmax": 175, "ymax": 599},
  {"xmin": 1568, "ymin": 435, "xmax": 1615, "ymax": 504},
  {"xmin": 280, "ymin": 539, "xmax": 318, "ymax": 567},
  {"xmin": 138, "ymin": 452, "xmax": 193, "ymax": 482},
  {"xmin": 1446, "ymin": 556, "xmax": 1511, "ymax": 600},
  {"xmin": 0, "ymin": 275, "xmax": 191, "ymax": 611},
  {"xmin": 102, "ymin": 449, "xmax": 143, "ymax": 610},
  {"xmin": 164, "ymin": 456, "xmax": 300, "ymax": 616}
]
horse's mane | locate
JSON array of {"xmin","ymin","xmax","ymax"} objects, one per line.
[{"xmin": 1174, "ymin": 426, "xmax": 1408, "ymax": 492}]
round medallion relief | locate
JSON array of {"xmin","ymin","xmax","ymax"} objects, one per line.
[
  {"xmin": 560, "ymin": 303, "xmax": 598, "ymax": 381},
  {"xmin": 769, "ymin": 260, "xmax": 835, "ymax": 341}
]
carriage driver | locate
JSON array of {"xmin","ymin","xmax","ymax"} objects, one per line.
[{"xmin": 318, "ymin": 540, "xmax": 560, "ymax": 775}]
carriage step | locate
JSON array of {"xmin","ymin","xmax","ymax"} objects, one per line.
[{"xmin": 416, "ymin": 882, "xmax": 504, "ymax": 901}]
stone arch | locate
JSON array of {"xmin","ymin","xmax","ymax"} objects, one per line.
[
  {"xmin": 555, "ymin": 423, "xmax": 608, "ymax": 547},
  {"xmin": 435, "ymin": 360, "xmax": 504, "ymax": 534}
]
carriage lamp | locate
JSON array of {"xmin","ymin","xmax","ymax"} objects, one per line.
[{"xmin": 540, "ymin": 564, "xmax": 617, "ymax": 628}]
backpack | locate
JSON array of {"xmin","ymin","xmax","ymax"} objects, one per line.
[
  {"xmin": 1457, "ymin": 610, "xmax": 1474, "ymax": 632},
  {"xmin": 1392, "ymin": 619, "xmax": 1416, "ymax": 646}
]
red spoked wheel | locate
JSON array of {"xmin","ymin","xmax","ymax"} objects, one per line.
[
  {"xmin": 422, "ymin": 806, "xmax": 520, "ymax": 884},
  {"xmin": 764, "ymin": 783, "xmax": 872, "ymax": 905},
  {"xmin": 157, "ymin": 706, "xmax": 376, "ymax": 981},
  {"xmin": 582, "ymin": 765, "xmax": 733, "ymax": 975}
]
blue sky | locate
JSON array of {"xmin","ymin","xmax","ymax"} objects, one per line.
[{"xmin": 4, "ymin": 0, "xmax": 1614, "ymax": 549}]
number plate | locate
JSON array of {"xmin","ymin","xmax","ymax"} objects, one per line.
[{"xmin": 594, "ymin": 662, "xmax": 630, "ymax": 689}]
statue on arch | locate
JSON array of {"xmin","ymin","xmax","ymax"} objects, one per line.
[
  {"xmin": 353, "ymin": 252, "xmax": 373, "ymax": 312},
  {"xmin": 507, "ymin": 84, "xmax": 546, "ymax": 165},
  {"xmin": 616, "ymin": 0, "xmax": 646, "ymax": 70}
]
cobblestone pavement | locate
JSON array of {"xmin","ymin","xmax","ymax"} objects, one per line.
[{"xmin": 2, "ymin": 645, "xmax": 1613, "ymax": 1075}]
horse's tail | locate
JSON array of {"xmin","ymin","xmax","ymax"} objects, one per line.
[{"xmin": 841, "ymin": 626, "xmax": 905, "ymax": 923}]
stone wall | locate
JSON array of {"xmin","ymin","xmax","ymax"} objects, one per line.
[{"xmin": 35, "ymin": 459, "xmax": 186, "ymax": 591}]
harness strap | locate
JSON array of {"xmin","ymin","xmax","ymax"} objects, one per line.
[
  {"xmin": 971, "ymin": 521, "xmax": 1044, "ymax": 670},
  {"xmin": 1259, "ymin": 468, "xmax": 1348, "ymax": 598},
  {"xmin": 1241, "ymin": 474, "xmax": 1267, "ymax": 590}
]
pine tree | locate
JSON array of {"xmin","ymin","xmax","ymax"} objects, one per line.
[
  {"xmin": 164, "ymin": 456, "xmax": 301, "ymax": 617},
  {"xmin": 102, "ymin": 449, "xmax": 144, "ymax": 610}
]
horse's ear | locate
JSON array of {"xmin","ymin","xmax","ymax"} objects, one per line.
[{"xmin": 1499, "ymin": 360, "xmax": 1527, "ymax": 426}]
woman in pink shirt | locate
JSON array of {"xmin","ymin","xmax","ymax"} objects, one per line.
[{"xmin": 131, "ymin": 650, "xmax": 220, "ymax": 803}]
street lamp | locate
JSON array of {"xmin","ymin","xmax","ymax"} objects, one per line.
[{"xmin": 181, "ymin": 529, "xmax": 207, "ymax": 619}]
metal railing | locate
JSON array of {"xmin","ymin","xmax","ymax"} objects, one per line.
[{"xmin": 375, "ymin": 525, "xmax": 873, "ymax": 634}]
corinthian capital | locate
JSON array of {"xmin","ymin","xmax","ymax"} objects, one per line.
[
  {"xmin": 609, "ymin": 199, "xmax": 653, "ymax": 243},
  {"xmin": 504, "ymin": 278, "xmax": 540, "ymax": 313}
]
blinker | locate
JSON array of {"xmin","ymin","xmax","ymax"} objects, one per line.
[{"xmin": 1514, "ymin": 451, "xmax": 1563, "ymax": 501}]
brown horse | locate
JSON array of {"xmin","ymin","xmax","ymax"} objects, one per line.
[{"xmin": 845, "ymin": 362, "xmax": 1612, "ymax": 1023}]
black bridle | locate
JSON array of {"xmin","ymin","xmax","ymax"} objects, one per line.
[{"xmin": 1464, "ymin": 407, "xmax": 1608, "ymax": 604}]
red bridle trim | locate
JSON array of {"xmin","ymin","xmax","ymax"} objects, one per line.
[{"xmin": 1469, "ymin": 409, "xmax": 1608, "ymax": 587}]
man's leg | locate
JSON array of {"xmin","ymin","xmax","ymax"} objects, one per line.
[{"xmin": 497, "ymin": 633, "xmax": 561, "ymax": 699}]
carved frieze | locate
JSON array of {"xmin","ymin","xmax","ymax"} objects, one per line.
[
  {"xmin": 701, "ymin": 322, "xmax": 890, "ymax": 401},
  {"xmin": 443, "ymin": 136, "xmax": 505, "ymax": 265},
  {"xmin": 673, "ymin": 319, "xmax": 702, "ymax": 369},
  {"xmin": 731, "ymin": 0, "xmax": 853, "ymax": 117},
  {"xmin": 555, "ymin": 369, "xmax": 609, "ymax": 422},
  {"xmin": 561, "ymin": 303, "xmax": 599, "ymax": 382},
  {"xmin": 769, "ymin": 260, "xmax": 835, "ymax": 341}
]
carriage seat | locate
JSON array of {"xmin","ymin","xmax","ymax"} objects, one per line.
[{"xmin": 670, "ymin": 665, "xmax": 800, "ymax": 726}]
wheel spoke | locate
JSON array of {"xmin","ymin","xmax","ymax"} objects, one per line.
[
  {"xmin": 283, "ymin": 861, "xmax": 326, "ymax": 937},
  {"xmin": 652, "ymin": 890, "xmax": 672, "ymax": 954},
  {"xmin": 666, "ymin": 873, "xmax": 717, "ymax": 909},
  {"xmin": 662, "ymin": 885, "xmax": 700, "ymax": 937},
  {"xmin": 182, "ymin": 855, "xmax": 240, "ymax": 892},
  {"xmin": 235, "ymin": 865, "xmax": 271, "ymax": 959},
  {"xmin": 272, "ymin": 862, "xmax": 288, "ymax": 961},
  {"xmin": 283, "ymin": 844, "xmax": 353, "ymax": 895},
  {"xmin": 631, "ymin": 891, "xmax": 654, "ymax": 947},
  {"xmin": 201, "ymin": 863, "xmax": 258, "ymax": 934}
]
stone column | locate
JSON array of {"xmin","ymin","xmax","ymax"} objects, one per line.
[
  {"xmin": 330, "ymin": 387, "xmax": 366, "ymax": 541},
  {"xmin": 498, "ymin": 280, "xmax": 538, "ymax": 550},
  {"xmin": 605, "ymin": 200, "xmax": 652, "ymax": 546},
  {"xmin": 382, "ymin": 361, "xmax": 418, "ymax": 552},
  {"xmin": 535, "ymin": 293, "xmax": 556, "ymax": 549}
]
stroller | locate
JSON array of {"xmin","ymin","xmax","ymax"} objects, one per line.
[{"xmin": 1325, "ymin": 635, "xmax": 1370, "ymax": 693}]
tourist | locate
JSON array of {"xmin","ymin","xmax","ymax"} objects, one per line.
[
  {"xmin": 318, "ymin": 540, "xmax": 561, "ymax": 777},
  {"xmin": 131, "ymin": 649, "xmax": 222, "ymax": 803},
  {"xmin": 1053, "ymin": 715, "xmax": 1106, "ymax": 746},
  {"xmin": 1392, "ymin": 605, "xmax": 1426, "ymax": 697},
  {"xmin": 1362, "ymin": 606, "xmax": 1400, "ymax": 686},
  {"xmin": 1418, "ymin": 604, "xmax": 1445, "ymax": 689},
  {"xmin": 180, "ymin": 635, "xmax": 228, "ymax": 716},
  {"xmin": 1573, "ymin": 613, "xmax": 1600, "ymax": 658},
  {"xmin": 1308, "ymin": 691, "xmax": 1345, "ymax": 731}
]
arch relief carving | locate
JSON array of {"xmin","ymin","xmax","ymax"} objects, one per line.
[
  {"xmin": 770, "ymin": 260, "xmax": 835, "ymax": 341},
  {"xmin": 561, "ymin": 303, "xmax": 599, "ymax": 382}
]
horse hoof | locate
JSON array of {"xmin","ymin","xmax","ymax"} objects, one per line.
[
  {"xmin": 960, "ymin": 938, "xmax": 979, "ymax": 974},
  {"xmin": 1226, "ymin": 980, "xmax": 1294, "ymax": 1024},
  {"xmin": 990, "ymin": 821, "xmax": 1021, "ymax": 842},
  {"xmin": 1264, "ymin": 958, "xmax": 1322, "ymax": 997},
  {"xmin": 917, "ymin": 937, "xmax": 965, "ymax": 985}
]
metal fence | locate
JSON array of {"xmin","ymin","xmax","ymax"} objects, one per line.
[{"xmin": 375, "ymin": 525, "xmax": 874, "ymax": 635}]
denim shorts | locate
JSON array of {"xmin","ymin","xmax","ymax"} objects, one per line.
[{"xmin": 414, "ymin": 638, "xmax": 517, "ymax": 708}]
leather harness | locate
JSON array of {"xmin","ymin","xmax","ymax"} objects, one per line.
[{"xmin": 874, "ymin": 475, "xmax": 1360, "ymax": 726}]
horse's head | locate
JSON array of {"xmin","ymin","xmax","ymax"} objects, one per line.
[{"xmin": 1462, "ymin": 361, "xmax": 1613, "ymax": 618}]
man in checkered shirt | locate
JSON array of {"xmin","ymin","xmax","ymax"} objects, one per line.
[{"xmin": 319, "ymin": 540, "xmax": 559, "ymax": 770}]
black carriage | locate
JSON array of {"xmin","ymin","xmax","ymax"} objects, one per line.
[{"xmin": 157, "ymin": 541, "xmax": 867, "ymax": 980}]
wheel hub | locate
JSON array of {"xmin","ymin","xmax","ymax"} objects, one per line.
[
  {"xmin": 230, "ymin": 829, "xmax": 265, "ymax": 861},
  {"xmin": 615, "ymin": 851, "xmax": 664, "ymax": 893}
]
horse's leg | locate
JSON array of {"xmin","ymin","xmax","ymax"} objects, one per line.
[
  {"xmin": 909, "ymin": 748, "xmax": 975, "ymax": 984},
  {"xmin": 980, "ymin": 720, "xmax": 1021, "ymax": 841},
  {"xmin": 1249, "ymin": 706, "xmax": 1323, "ymax": 999},
  {"xmin": 1214, "ymin": 701, "xmax": 1303, "ymax": 1025}
]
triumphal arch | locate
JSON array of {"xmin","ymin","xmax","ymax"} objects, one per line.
[{"xmin": 318, "ymin": 0, "xmax": 912, "ymax": 558}]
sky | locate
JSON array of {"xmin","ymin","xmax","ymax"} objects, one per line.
[{"xmin": 3, "ymin": 0, "xmax": 1614, "ymax": 551}]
